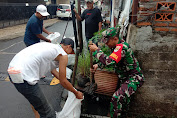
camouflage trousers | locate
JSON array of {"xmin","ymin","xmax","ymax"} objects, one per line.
[{"xmin": 110, "ymin": 74, "xmax": 144, "ymax": 118}]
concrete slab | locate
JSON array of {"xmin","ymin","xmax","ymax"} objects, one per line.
[
  {"xmin": 3, "ymin": 22, "xmax": 9, "ymax": 27},
  {"xmin": 20, "ymin": 19, "xmax": 25, "ymax": 24},
  {"xmin": 0, "ymin": 23, "xmax": 3, "ymax": 28},
  {"xmin": 10, "ymin": 21, "xmax": 15, "ymax": 26},
  {"xmin": 14, "ymin": 20, "xmax": 20, "ymax": 25}
]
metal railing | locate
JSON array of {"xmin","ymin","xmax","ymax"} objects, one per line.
[{"xmin": 0, "ymin": 3, "xmax": 57, "ymax": 28}]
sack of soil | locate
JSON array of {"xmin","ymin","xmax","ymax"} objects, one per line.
[{"xmin": 77, "ymin": 75, "xmax": 90, "ymax": 88}]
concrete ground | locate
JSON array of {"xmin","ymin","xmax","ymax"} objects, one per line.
[{"xmin": 0, "ymin": 18, "xmax": 59, "ymax": 41}]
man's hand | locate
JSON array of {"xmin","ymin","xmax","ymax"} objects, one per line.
[
  {"xmin": 47, "ymin": 39, "xmax": 51, "ymax": 43},
  {"xmin": 73, "ymin": 8, "xmax": 82, "ymax": 21},
  {"xmin": 73, "ymin": 8, "xmax": 77, "ymax": 14},
  {"xmin": 36, "ymin": 34, "xmax": 51, "ymax": 43},
  {"xmin": 88, "ymin": 43, "xmax": 98, "ymax": 52},
  {"xmin": 90, "ymin": 64, "xmax": 98, "ymax": 74},
  {"xmin": 54, "ymin": 55, "xmax": 83, "ymax": 99},
  {"xmin": 48, "ymin": 32, "xmax": 54, "ymax": 35},
  {"xmin": 75, "ymin": 91, "xmax": 83, "ymax": 99}
]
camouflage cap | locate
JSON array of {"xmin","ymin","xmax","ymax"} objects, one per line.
[
  {"xmin": 101, "ymin": 27, "xmax": 119, "ymax": 44},
  {"xmin": 86, "ymin": 0, "xmax": 93, "ymax": 3}
]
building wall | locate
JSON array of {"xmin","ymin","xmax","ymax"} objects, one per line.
[
  {"xmin": 127, "ymin": 1, "xmax": 177, "ymax": 116},
  {"xmin": 128, "ymin": 25, "xmax": 177, "ymax": 117},
  {"xmin": 137, "ymin": 0, "xmax": 177, "ymax": 33}
]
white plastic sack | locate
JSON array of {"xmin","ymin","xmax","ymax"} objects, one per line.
[
  {"xmin": 68, "ymin": 54, "xmax": 75, "ymax": 66},
  {"xmin": 56, "ymin": 67, "xmax": 73, "ymax": 80},
  {"xmin": 56, "ymin": 90, "xmax": 83, "ymax": 118},
  {"xmin": 46, "ymin": 32, "xmax": 61, "ymax": 44},
  {"xmin": 54, "ymin": 54, "xmax": 75, "ymax": 80}
]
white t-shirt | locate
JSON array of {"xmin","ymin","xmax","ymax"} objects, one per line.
[{"xmin": 8, "ymin": 42, "xmax": 67, "ymax": 85}]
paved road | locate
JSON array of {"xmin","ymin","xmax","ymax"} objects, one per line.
[
  {"xmin": 0, "ymin": 19, "xmax": 84, "ymax": 73},
  {"xmin": 0, "ymin": 19, "xmax": 79, "ymax": 118},
  {"xmin": 0, "ymin": 19, "xmax": 109, "ymax": 118}
]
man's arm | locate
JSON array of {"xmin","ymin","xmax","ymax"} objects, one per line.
[
  {"xmin": 36, "ymin": 34, "xmax": 51, "ymax": 42},
  {"xmin": 43, "ymin": 27, "xmax": 53, "ymax": 35},
  {"xmin": 52, "ymin": 55, "xmax": 83, "ymax": 99},
  {"xmin": 98, "ymin": 8, "xmax": 103, "ymax": 31},
  {"xmin": 98, "ymin": 22, "xmax": 102, "ymax": 31},
  {"xmin": 89, "ymin": 43, "xmax": 115, "ymax": 66},
  {"xmin": 73, "ymin": 9, "xmax": 82, "ymax": 21}
]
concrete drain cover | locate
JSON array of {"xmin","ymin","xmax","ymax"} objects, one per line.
[{"xmin": 0, "ymin": 72, "xmax": 8, "ymax": 81}]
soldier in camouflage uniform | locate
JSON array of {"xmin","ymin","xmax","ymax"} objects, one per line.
[{"xmin": 89, "ymin": 27, "xmax": 144, "ymax": 118}]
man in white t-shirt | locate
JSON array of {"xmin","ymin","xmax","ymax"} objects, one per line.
[{"xmin": 7, "ymin": 38, "xmax": 83, "ymax": 118}]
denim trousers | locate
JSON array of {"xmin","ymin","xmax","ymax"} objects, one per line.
[{"xmin": 13, "ymin": 80, "xmax": 56, "ymax": 118}]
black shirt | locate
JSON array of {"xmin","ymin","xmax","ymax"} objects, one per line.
[{"xmin": 81, "ymin": 8, "xmax": 102, "ymax": 39}]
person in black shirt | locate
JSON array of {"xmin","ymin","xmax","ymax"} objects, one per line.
[{"xmin": 74, "ymin": 0, "xmax": 103, "ymax": 45}]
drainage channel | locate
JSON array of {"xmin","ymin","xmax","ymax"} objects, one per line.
[
  {"xmin": 80, "ymin": 93, "xmax": 111, "ymax": 118},
  {"xmin": 81, "ymin": 114, "xmax": 109, "ymax": 118}
]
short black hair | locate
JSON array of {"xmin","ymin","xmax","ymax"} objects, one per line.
[{"xmin": 60, "ymin": 38, "xmax": 74, "ymax": 49}]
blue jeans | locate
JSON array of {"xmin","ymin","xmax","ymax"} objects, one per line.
[{"xmin": 10, "ymin": 77, "xmax": 56, "ymax": 118}]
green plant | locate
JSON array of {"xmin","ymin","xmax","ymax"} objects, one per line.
[
  {"xmin": 89, "ymin": 25, "xmax": 120, "ymax": 44},
  {"xmin": 89, "ymin": 29, "xmax": 105, "ymax": 43},
  {"xmin": 77, "ymin": 50, "xmax": 90, "ymax": 78},
  {"xmin": 92, "ymin": 44, "xmax": 115, "ymax": 72},
  {"xmin": 87, "ymin": 26, "xmax": 121, "ymax": 73}
]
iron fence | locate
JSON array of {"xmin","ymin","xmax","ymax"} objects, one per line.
[{"xmin": 0, "ymin": 3, "xmax": 57, "ymax": 28}]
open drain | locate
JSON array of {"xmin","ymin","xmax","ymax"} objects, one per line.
[{"xmin": 0, "ymin": 72, "xmax": 8, "ymax": 81}]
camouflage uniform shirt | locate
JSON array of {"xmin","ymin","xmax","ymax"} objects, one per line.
[{"xmin": 93, "ymin": 39, "xmax": 143, "ymax": 84}]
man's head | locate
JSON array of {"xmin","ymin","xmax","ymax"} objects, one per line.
[
  {"xmin": 86, "ymin": 0, "xmax": 94, "ymax": 9},
  {"xmin": 60, "ymin": 38, "xmax": 75, "ymax": 54},
  {"xmin": 36, "ymin": 5, "xmax": 50, "ymax": 19},
  {"xmin": 101, "ymin": 27, "xmax": 119, "ymax": 48}
]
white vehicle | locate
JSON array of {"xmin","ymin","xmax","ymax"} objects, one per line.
[{"xmin": 56, "ymin": 4, "xmax": 71, "ymax": 19}]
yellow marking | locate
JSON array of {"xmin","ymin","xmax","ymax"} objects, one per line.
[
  {"xmin": 5, "ymin": 76, "xmax": 10, "ymax": 81},
  {"xmin": 110, "ymin": 53, "xmax": 119, "ymax": 60},
  {"xmin": 50, "ymin": 77, "xmax": 60, "ymax": 85}
]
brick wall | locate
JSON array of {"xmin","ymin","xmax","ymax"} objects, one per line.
[
  {"xmin": 128, "ymin": 25, "xmax": 177, "ymax": 117},
  {"xmin": 137, "ymin": 0, "xmax": 177, "ymax": 33}
]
